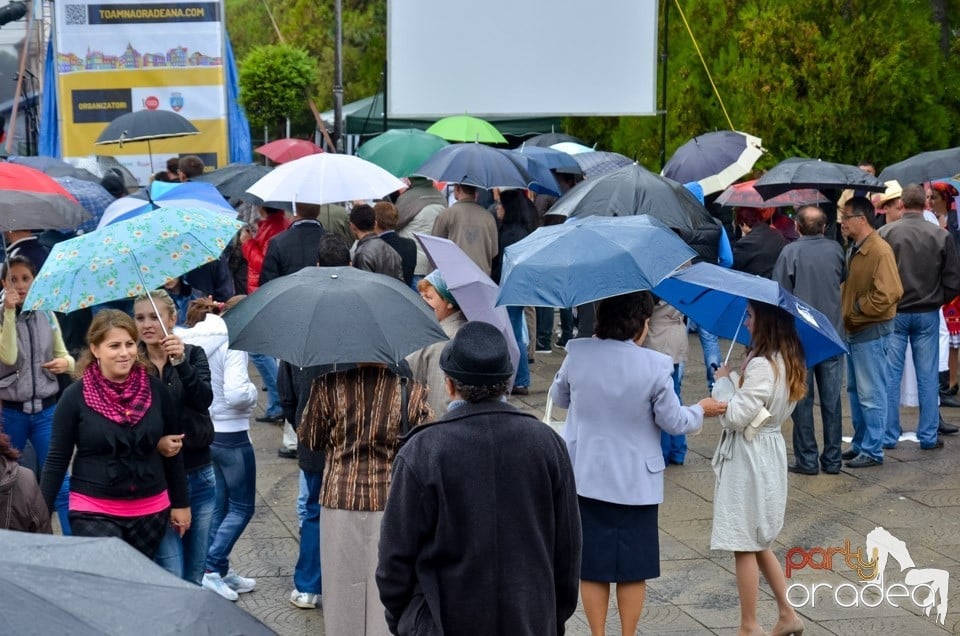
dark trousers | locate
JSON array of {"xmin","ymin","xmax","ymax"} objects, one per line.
[
  {"xmin": 791, "ymin": 354, "xmax": 844, "ymax": 471},
  {"xmin": 536, "ymin": 308, "xmax": 575, "ymax": 348},
  {"xmin": 69, "ymin": 509, "xmax": 170, "ymax": 559}
]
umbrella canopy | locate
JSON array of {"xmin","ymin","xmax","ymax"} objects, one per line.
[
  {"xmin": 223, "ymin": 266, "xmax": 448, "ymax": 367},
  {"xmin": 499, "ymin": 150, "xmax": 561, "ymax": 196},
  {"xmin": 511, "ymin": 145, "xmax": 582, "ymax": 174},
  {"xmin": 24, "ymin": 206, "xmax": 244, "ymax": 313},
  {"xmin": 94, "ymin": 110, "xmax": 199, "ymax": 145},
  {"xmin": 72, "ymin": 155, "xmax": 140, "ymax": 190},
  {"xmin": 496, "ymin": 215, "xmax": 697, "ymax": 308},
  {"xmin": 356, "ymin": 128, "xmax": 449, "ymax": 177},
  {"xmin": 0, "ymin": 163, "xmax": 91, "ymax": 232},
  {"xmin": 246, "ymin": 153, "xmax": 405, "ymax": 206},
  {"xmin": 7, "ymin": 156, "xmax": 99, "ymax": 181},
  {"xmin": 0, "ymin": 530, "xmax": 273, "ymax": 636},
  {"xmin": 550, "ymin": 141, "xmax": 594, "ymax": 155},
  {"xmin": 414, "ymin": 143, "xmax": 534, "ymax": 190},
  {"xmin": 652, "ymin": 262, "xmax": 847, "ymax": 366},
  {"xmin": 878, "ymin": 147, "xmax": 960, "ymax": 185},
  {"xmin": 426, "ymin": 115, "xmax": 507, "ymax": 144},
  {"xmin": 524, "ymin": 132, "xmax": 584, "ymax": 148},
  {"xmin": 715, "ymin": 179, "xmax": 829, "ymax": 209},
  {"xmin": 753, "ymin": 158, "xmax": 885, "ymax": 199},
  {"xmin": 573, "ymin": 150, "xmax": 635, "ymax": 179},
  {"xmin": 98, "ymin": 181, "xmax": 234, "ymax": 228},
  {"xmin": 255, "ymin": 138, "xmax": 323, "ymax": 164},
  {"xmin": 662, "ymin": 131, "xmax": 765, "ymax": 196},
  {"xmin": 194, "ymin": 162, "xmax": 272, "ymax": 199},
  {"xmin": 414, "ymin": 233, "xmax": 521, "ymax": 381},
  {"xmin": 53, "ymin": 177, "xmax": 116, "ymax": 234},
  {"xmin": 544, "ymin": 163, "xmax": 721, "ymax": 261}
]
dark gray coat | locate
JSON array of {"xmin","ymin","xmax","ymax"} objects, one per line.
[{"xmin": 376, "ymin": 400, "xmax": 581, "ymax": 636}]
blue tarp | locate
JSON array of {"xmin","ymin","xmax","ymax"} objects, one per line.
[
  {"xmin": 225, "ymin": 37, "xmax": 251, "ymax": 163},
  {"xmin": 38, "ymin": 37, "xmax": 59, "ymax": 158}
]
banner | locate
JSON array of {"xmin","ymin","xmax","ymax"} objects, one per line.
[{"xmin": 54, "ymin": 0, "xmax": 228, "ymax": 183}]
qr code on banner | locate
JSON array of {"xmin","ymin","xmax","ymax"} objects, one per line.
[{"xmin": 64, "ymin": 4, "xmax": 87, "ymax": 25}]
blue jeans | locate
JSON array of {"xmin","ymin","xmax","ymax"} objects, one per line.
[
  {"xmin": 297, "ymin": 471, "xmax": 308, "ymax": 527},
  {"xmin": 847, "ymin": 333, "xmax": 892, "ymax": 462},
  {"xmin": 250, "ymin": 353, "xmax": 282, "ymax": 418},
  {"xmin": 698, "ymin": 328, "xmax": 721, "ymax": 390},
  {"xmin": 885, "ymin": 311, "xmax": 941, "ymax": 449},
  {"xmin": 294, "ymin": 470, "xmax": 322, "ymax": 594},
  {"xmin": 155, "ymin": 464, "xmax": 217, "ymax": 584},
  {"xmin": 507, "ymin": 306, "xmax": 530, "ymax": 388},
  {"xmin": 660, "ymin": 363, "xmax": 687, "ymax": 464},
  {"xmin": 3, "ymin": 405, "xmax": 71, "ymax": 534},
  {"xmin": 791, "ymin": 354, "xmax": 844, "ymax": 471},
  {"xmin": 206, "ymin": 432, "xmax": 256, "ymax": 576}
]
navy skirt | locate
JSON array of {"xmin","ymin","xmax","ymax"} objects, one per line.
[{"xmin": 578, "ymin": 496, "xmax": 660, "ymax": 582}]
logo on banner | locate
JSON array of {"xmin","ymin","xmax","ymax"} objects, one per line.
[
  {"xmin": 170, "ymin": 92, "xmax": 184, "ymax": 112},
  {"xmin": 786, "ymin": 527, "xmax": 949, "ymax": 625},
  {"xmin": 144, "ymin": 96, "xmax": 159, "ymax": 110}
]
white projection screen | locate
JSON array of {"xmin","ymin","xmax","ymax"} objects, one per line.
[{"xmin": 387, "ymin": 0, "xmax": 659, "ymax": 118}]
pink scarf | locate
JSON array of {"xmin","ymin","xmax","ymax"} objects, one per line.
[{"xmin": 82, "ymin": 363, "xmax": 152, "ymax": 426}]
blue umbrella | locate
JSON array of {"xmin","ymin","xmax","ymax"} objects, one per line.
[
  {"xmin": 499, "ymin": 150, "xmax": 561, "ymax": 196},
  {"xmin": 652, "ymin": 262, "xmax": 847, "ymax": 367},
  {"xmin": 661, "ymin": 131, "xmax": 764, "ymax": 196},
  {"xmin": 413, "ymin": 143, "xmax": 533, "ymax": 189},
  {"xmin": 53, "ymin": 177, "xmax": 115, "ymax": 234},
  {"xmin": 98, "ymin": 181, "xmax": 234, "ymax": 228},
  {"xmin": 511, "ymin": 145, "xmax": 582, "ymax": 175},
  {"xmin": 572, "ymin": 150, "xmax": 634, "ymax": 179},
  {"xmin": 496, "ymin": 215, "xmax": 696, "ymax": 308}
]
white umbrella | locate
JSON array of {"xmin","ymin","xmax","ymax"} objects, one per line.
[
  {"xmin": 550, "ymin": 141, "xmax": 595, "ymax": 155},
  {"xmin": 245, "ymin": 153, "xmax": 406, "ymax": 205}
]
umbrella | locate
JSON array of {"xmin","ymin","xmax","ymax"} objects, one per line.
[
  {"xmin": 661, "ymin": 131, "xmax": 765, "ymax": 195},
  {"xmin": 524, "ymin": 132, "xmax": 584, "ymax": 148},
  {"xmin": 572, "ymin": 150, "xmax": 635, "ymax": 179},
  {"xmin": 414, "ymin": 233, "xmax": 521, "ymax": 382},
  {"xmin": 511, "ymin": 145, "xmax": 582, "ymax": 174},
  {"xmin": 246, "ymin": 153, "xmax": 405, "ymax": 206},
  {"xmin": 499, "ymin": 150, "xmax": 561, "ymax": 196},
  {"xmin": 72, "ymin": 155, "xmax": 140, "ymax": 190},
  {"xmin": 753, "ymin": 158, "xmax": 886, "ymax": 199},
  {"xmin": 426, "ymin": 115, "xmax": 507, "ymax": 144},
  {"xmin": 255, "ymin": 138, "xmax": 323, "ymax": 164},
  {"xmin": 356, "ymin": 128, "xmax": 449, "ymax": 178},
  {"xmin": 878, "ymin": 147, "xmax": 960, "ymax": 185},
  {"xmin": 223, "ymin": 266, "xmax": 448, "ymax": 367},
  {"xmin": 715, "ymin": 179, "xmax": 829, "ymax": 209},
  {"xmin": 414, "ymin": 143, "xmax": 534, "ymax": 190},
  {"xmin": 0, "ymin": 163, "xmax": 91, "ymax": 232},
  {"xmin": 652, "ymin": 262, "xmax": 847, "ymax": 366},
  {"xmin": 95, "ymin": 110, "xmax": 200, "ymax": 173},
  {"xmin": 6, "ymin": 155, "xmax": 99, "ymax": 182},
  {"xmin": 98, "ymin": 181, "xmax": 235, "ymax": 229},
  {"xmin": 53, "ymin": 177, "xmax": 115, "ymax": 234},
  {"xmin": 194, "ymin": 162, "xmax": 272, "ymax": 199},
  {"xmin": 550, "ymin": 141, "xmax": 595, "ymax": 155},
  {"xmin": 496, "ymin": 215, "xmax": 697, "ymax": 308},
  {"xmin": 24, "ymin": 206, "xmax": 244, "ymax": 313},
  {"xmin": 544, "ymin": 163, "xmax": 721, "ymax": 259},
  {"xmin": 0, "ymin": 530, "xmax": 273, "ymax": 636}
]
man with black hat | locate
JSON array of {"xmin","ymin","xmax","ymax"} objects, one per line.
[{"xmin": 377, "ymin": 321, "xmax": 581, "ymax": 635}]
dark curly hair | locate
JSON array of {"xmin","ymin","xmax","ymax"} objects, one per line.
[{"xmin": 595, "ymin": 291, "xmax": 655, "ymax": 341}]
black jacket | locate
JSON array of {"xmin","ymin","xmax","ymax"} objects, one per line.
[
  {"xmin": 260, "ymin": 220, "xmax": 326, "ymax": 284},
  {"xmin": 732, "ymin": 223, "xmax": 787, "ymax": 279},
  {"xmin": 380, "ymin": 231, "xmax": 418, "ymax": 286},
  {"xmin": 376, "ymin": 400, "xmax": 581, "ymax": 636},
  {"xmin": 277, "ymin": 360, "xmax": 325, "ymax": 474}
]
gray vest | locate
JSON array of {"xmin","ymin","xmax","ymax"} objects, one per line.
[{"xmin": 0, "ymin": 311, "xmax": 60, "ymax": 413}]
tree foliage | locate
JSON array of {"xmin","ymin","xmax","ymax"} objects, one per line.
[{"xmin": 238, "ymin": 44, "xmax": 317, "ymax": 130}]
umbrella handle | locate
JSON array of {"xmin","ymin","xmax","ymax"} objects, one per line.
[
  {"xmin": 130, "ymin": 252, "xmax": 170, "ymax": 339},
  {"xmin": 723, "ymin": 308, "xmax": 747, "ymax": 367}
]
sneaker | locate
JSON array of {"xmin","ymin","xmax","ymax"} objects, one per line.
[
  {"xmin": 202, "ymin": 571, "xmax": 239, "ymax": 601},
  {"xmin": 223, "ymin": 570, "xmax": 256, "ymax": 593},
  {"xmin": 535, "ymin": 347, "xmax": 552, "ymax": 354},
  {"xmin": 290, "ymin": 589, "xmax": 320, "ymax": 609}
]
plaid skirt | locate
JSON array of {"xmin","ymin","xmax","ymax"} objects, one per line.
[{"xmin": 69, "ymin": 509, "xmax": 170, "ymax": 559}]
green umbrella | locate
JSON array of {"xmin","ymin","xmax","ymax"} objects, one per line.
[
  {"xmin": 356, "ymin": 129, "xmax": 450, "ymax": 178},
  {"xmin": 426, "ymin": 115, "xmax": 508, "ymax": 144}
]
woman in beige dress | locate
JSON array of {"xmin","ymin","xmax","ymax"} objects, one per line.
[{"xmin": 712, "ymin": 301, "xmax": 807, "ymax": 636}]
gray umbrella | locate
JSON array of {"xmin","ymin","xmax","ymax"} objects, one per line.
[
  {"xmin": 6, "ymin": 155, "xmax": 99, "ymax": 182},
  {"xmin": 0, "ymin": 530, "xmax": 274, "ymax": 636},
  {"xmin": 878, "ymin": 147, "xmax": 960, "ymax": 185},
  {"xmin": 754, "ymin": 157, "xmax": 885, "ymax": 199}
]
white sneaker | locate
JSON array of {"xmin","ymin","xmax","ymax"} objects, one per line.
[
  {"xmin": 289, "ymin": 589, "xmax": 320, "ymax": 609},
  {"xmin": 223, "ymin": 569, "xmax": 256, "ymax": 594},
  {"xmin": 202, "ymin": 571, "xmax": 239, "ymax": 601}
]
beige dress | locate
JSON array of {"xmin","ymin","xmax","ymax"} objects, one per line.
[{"xmin": 711, "ymin": 354, "xmax": 796, "ymax": 551}]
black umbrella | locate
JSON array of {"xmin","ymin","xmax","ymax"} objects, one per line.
[
  {"xmin": 223, "ymin": 266, "xmax": 448, "ymax": 367},
  {"xmin": 878, "ymin": 147, "xmax": 960, "ymax": 185},
  {"xmin": 195, "ymin": 162, "xmax": 272, "ymax": 199},
  {"xmin": 0, "ymin": 530, "xmax": 274, "ymax": 636},
  {"xmin": 6, "ymin": 155, "xmax": 99, "ymax": 182},
  {"xmin": 524, "ymin": 132, "xmax": 585, "ymax": 148},
  {"xmin": 95, "ymin": 110, "xmax": 200, "ymax": 173},
  {"xmin": 754, "ymin": 157, "xmax": 885, "ymax": 199},
  {"xmin": 413, "ymin": 143, "xmax": 534, "ymax": 189},
  {"xmin": 545, "ymin": 163, "xmax": 721, "ymax": 261}
]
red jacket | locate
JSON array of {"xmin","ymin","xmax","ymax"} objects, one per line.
[{"xmin": 242, "ymin": 212, "xmax": 291, "ymax": 292}]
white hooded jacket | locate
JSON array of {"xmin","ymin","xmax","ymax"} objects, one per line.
[{"xmin": 177, "ymin": 313, "xmax": 258, "ymax": 433}]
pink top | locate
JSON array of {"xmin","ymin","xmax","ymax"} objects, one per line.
[{"xmin": 70, "ymin": 490, "xmax": 170, "ymax": 517}]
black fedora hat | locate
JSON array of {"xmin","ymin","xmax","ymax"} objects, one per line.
[{"xmin": 439, "ymin": 321, "xmax": 513, "ymax": 385}]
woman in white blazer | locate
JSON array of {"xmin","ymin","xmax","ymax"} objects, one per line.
[{"xmin": 550, "ymin": 290, "xmax": 726, "ymax": 636}]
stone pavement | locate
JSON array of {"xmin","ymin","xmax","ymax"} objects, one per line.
[{"xmin": 235, "ymin": 334, "xmax": 960, "ymax": 635}]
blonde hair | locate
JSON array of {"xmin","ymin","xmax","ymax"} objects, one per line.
[{"xmin": 134, "ymin": 289, "xmax": 177, "ymax": 323}]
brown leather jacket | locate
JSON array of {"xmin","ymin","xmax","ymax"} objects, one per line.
[{"xmin": 0, "ymin": 456, "xmax": 51, "ymax": 534}]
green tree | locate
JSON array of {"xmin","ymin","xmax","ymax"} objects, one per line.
[{"xmin": 238, "ymin": 44, "xmax": 317, "ymax": 135}]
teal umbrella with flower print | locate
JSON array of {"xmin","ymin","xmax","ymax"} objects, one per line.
[{"xmin": 23, "ymin": 206, "xmax": 244, "ymax": 313}]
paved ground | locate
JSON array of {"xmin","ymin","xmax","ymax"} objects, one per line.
[{"xmin": 234, "ymin": 333, "xmax": 960, "ymax": 635}]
